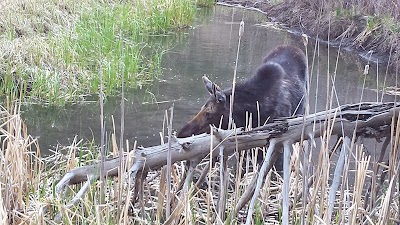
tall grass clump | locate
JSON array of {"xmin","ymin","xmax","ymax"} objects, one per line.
[
  {"xmin": 0, "ymin": 99, "xmax": 42, "ymax": 224},
  {"xmin": 59, "ymin": 0, "xmax": 201, "ymax": 96},
  {"xmin": 0, "ymin": 99, "xmax": 127, "ymax": 224},
  {"xmin": 0, "ymin": 0, "xmax": 203, "ymax": 105}
]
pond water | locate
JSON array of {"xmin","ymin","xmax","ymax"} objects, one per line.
[{"xmin": 23, "ymin": 6, "xmax": 397, "ymax": 155}]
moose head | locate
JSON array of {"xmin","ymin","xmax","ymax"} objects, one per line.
[{"xmin": 177, "ymin": 76, "xmax": 230, "ymax": 138}]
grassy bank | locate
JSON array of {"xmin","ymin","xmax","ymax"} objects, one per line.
[
  {"xmin": 0, "ymin": 0, "xmax": 212, "ymax": 105},
  {"xmin": 220, "ymin": 0, "xmax": 400, "ymax": 72}
]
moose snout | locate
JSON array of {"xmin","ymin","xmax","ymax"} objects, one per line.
[
  {"xmin": 177, "ymin": 123, "xmax": 200, "ymax": 138},
  {"xmin": 177, "ymin": 119, "xmax": 213, "ymax": 138}
]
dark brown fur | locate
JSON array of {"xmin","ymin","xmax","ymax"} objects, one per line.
[{"xmin": 177, "ymin": 45, "xmax": 308, "ymax": 138}]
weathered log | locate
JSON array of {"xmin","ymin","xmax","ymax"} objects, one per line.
[{"xmin": 56, "ymin": 102, "xmax": 399, "ymax": 194}]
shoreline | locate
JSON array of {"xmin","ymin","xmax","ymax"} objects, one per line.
[{"xmin": 217, "ymin": 0, "xmax": 399, "ymax": 74}]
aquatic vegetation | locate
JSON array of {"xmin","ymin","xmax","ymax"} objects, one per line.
[{"xmin": 0, "ymin": 0, "xmax": 206, "ymax": 105}]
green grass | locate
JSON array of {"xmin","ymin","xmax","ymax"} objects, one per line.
[
  {"xmin": 196, "ymin": 0, "xmax": 216, "ymax": 7},
  {"xmin": 0, "ymin": 0, "xmax": 208, "ymax": 105},
  {"xmin": 58, "ymin": 3, "xmax": 163, "ymax": 96}
]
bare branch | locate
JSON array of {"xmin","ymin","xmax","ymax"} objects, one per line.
[
  {"xmin": 245, "ymin": 139, "xmax": 277, "ymax": 225},
  {"xmin": 282, "ymin": 140, "xmax": 293, "ymax": 225},
  {"xmin": 327, "ymin": 136, "xmax": 351, "ymax": 221}
]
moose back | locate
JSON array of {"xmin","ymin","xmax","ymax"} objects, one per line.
[{"xmin": 177, "ymin": 45, "xmax": 308, "ymax": 138}]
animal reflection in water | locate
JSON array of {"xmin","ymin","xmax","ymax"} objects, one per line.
[{"xmin": 178, "ymin": 45, "xmax": 308, "ymax": 139}]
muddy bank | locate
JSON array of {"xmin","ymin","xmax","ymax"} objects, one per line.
[{"xmin": 218, "ymin": 0, "xmax": 399, "ymax": 73}]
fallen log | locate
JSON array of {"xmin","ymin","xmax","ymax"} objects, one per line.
[
  {"xmin": 56, "ymin": 102, "xmax": 398, "ymax": 189},
  {"xmin": 55, "ymin": 102, "xmax": 400, "ymax": 220}
]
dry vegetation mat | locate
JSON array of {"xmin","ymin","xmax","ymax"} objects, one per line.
[
  {"xmin": 43, "ymin": 102, "xmax": 400, "ymax": 224},
  {"xmin": 0, "ymin": 100, "xmax": 399, "ymax": 224}
]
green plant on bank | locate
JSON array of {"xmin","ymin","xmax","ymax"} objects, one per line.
[
  {"xmin": 196, "ymin": 0, "xmax": 216, "ymax": 7},
  {"xmin": 0, "ymin": 0, "xmax": 212, "ymax": 105},
  {"xmin": 334, "ymin": 7, "xmax": 356, "ymax": 18},
  {"xmin": 334, "ymin": 6, "xmax": 400, "ymax": 34},
  {"xmin": 382, "ymin": 15, "xmax": 400, "ymax": 33}
]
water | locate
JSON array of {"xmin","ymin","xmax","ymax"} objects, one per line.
[{"xmin": 23, "ymin": 6, "xmax": 397, "ymax": 155}]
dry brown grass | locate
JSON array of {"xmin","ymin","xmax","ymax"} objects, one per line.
[
  {"xmin": 0, "ymin": 99, "xmax": 42, "ymax": 224},
  {"xmin": 0, "ymin": 92, "xmax": 399, "ymax": 224}
]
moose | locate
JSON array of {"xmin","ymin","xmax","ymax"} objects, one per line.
[{"xmin": 177, "ymin": 45, "xmax": 308, "ymax": 139}]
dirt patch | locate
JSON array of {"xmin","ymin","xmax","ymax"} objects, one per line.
[{"xmin": 217, "ymin": 0, "xmax": 400, "ymax": 73}]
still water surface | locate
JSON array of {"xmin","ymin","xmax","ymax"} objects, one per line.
[{"xmin": 23, "ymin": 6, "xmax": 396, "ymax": 155}]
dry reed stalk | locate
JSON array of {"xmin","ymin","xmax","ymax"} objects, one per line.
[
  {"xmin": 118, "ymin": 62, "xmax": 126, "ymax": 218},
  {"xmin": 156, "ymin": 167, "xmax": 167, "ymax": 223},
  {"xmin": 350, "ymin": 147, "xmax": 371, "ymax": 224},
  {"xmin": 217, "ymin": 144, "xmax": 227, "ymax": 221},
  {"xmin": 282, "ymin": 141, "xmax": 292, "ymax": 225},
  {"xmin": 207, "ymin": 127, "xmax": 214, "ymax": 225},
  {"xmin": 99, "ymin": 65, "xmax": 106, "ymax": 207},
  {"xmin": 166, "ymin": 105, "xmax": 174, "ymax": 218},
  {"xmin": 228, "ymin": 20, "xmax": 245, "ymax": 130}
]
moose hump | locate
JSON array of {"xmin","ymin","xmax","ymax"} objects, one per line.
[{"xmin": 177, "ymin": 45, "xmax": 308, "ymax": 138}]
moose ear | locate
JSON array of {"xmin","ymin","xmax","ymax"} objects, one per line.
[
  {"xmin": 202, "ymin": 75, "xmax": 226, "ymax": 103},
  {"xmin": 203, "ymin": 75, "xmax": 214, "ymax": 95}
]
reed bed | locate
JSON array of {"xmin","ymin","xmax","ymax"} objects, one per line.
[
  {"xmin": 1, "ymin": 98, "xmax": 399, "ymax": 224},
  {"xmin": 0, "ymin": 99, "xmax": 41, "ymax": 224},
  {"xmin": 1, "ymin": 62, "xmax": 392, "ymax": 223}
]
